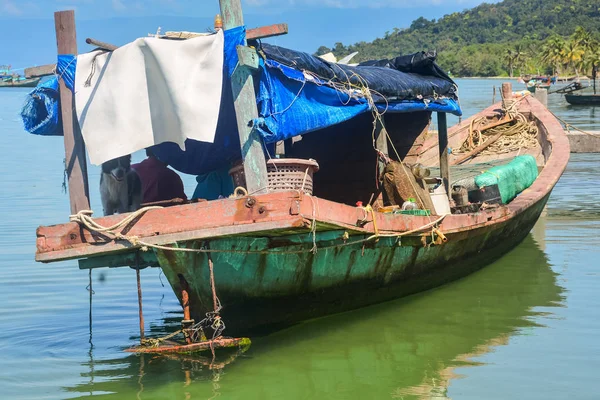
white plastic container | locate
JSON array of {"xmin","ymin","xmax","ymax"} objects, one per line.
[{"xmin": 430, "ymin": 184, "xmax": 452, "ymax": 215}]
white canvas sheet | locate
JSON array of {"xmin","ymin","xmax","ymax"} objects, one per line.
[{"xmin": 75, "ymin": 30, "xmax": 224, "ymax": 165}]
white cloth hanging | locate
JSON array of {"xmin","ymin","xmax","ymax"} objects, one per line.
[{"xmin": 75, "ymin": 30, "xmax": 224, "ymax": 165}]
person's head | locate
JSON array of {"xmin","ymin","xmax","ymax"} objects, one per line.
[{"xmin": 146, "ymin": 148, "xmax": 156, "ymax": 159}]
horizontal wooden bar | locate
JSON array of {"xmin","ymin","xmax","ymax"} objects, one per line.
[
  {"xmin": 85, "ymin": 37, "xmax": 118, "ymax": 51},
  {"xmin": 25, "ymin": 64, "xmax": 55, "ymax": 78},
  {"xmin": 247, "ymin": 23, "xmax": 288, "ymax": 40}
]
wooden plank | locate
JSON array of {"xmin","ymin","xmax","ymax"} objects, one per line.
[
  {"xmin": 219, "ymin": 0, "xmax": 269, "ymax": 195},
  {"xmin": 25, "ymin": 63, "xmax": 55, "ymax": 78},
  {"xmin": 78, "ymin": 251, "xmax": 159, "ymax": 270},
  {"xmin": 437, "ymin": 112, "xmax": 450, "ymax": 200},
  {"xmin": 247, "ymin": 23, "xmax": 288, "ymax": 40},
  {"xmin": 55, "ymin": 10, "xmax": 90, "ymax": 214},
  {"xmin": 36, "ymin": 192, "xmax": 308, "ymax": 261}
]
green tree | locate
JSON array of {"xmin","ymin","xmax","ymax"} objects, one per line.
[
  {"xmin": 541, "ymin": 35, "xmax": 565, "ymax": 75},
  {"xmin": 562, "ymin": 40, "xmax": 585, "ymax": 75}
]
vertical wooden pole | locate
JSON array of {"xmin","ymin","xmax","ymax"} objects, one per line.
[
  {"xmin": 136, "ymin": 267, "xmax": 145, "ymax": 342},
  {"xmin": 55, "ymin": 10, "xmax": 90, "ymax": 213},
  {"xmin": 219, "ymin": 0, "xmax": 268, "ymax": 194},
  {"xmin": 534, "ymin": 88, "xmax": 548, "ymax": 108},
  {"xmin": 437, "ymin": 112, "xmax": 450, "ymax": 200},
  {"xmin": 501, "ymin": 82, "xmax": 512, "ymax": 101}
]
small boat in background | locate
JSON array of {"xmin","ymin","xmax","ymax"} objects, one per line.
[
  {"xmin": 525, "ymin": 76, "xmax": 555, "ymax": 93},
  {"xmin": 0, "ymin": 65, "xmax": 41, "ymax": 88},
  {"xmin": 565, "ymin": 65, "xmax": 599, "ymax": 106}
]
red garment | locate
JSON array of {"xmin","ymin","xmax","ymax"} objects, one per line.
[{"xmin": 132, "ymin": 157, "xmax": 187, "ymax": 203}]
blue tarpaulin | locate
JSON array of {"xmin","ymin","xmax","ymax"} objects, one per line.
[
  {"xmin": 56, "ymin": 55, "xmax": 76, "ymax": 92},
  {"xmin": 20, "ymin": 76, "xmax": 63, "ymax": 136},
  {"xmin": 21, "ymin": 26, "xmax": 461, "ymax": 176}
]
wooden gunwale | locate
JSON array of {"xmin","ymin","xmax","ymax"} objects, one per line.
[{"xmin": 35, "ymin": 96, "xmax": 569, "ymax": 264}]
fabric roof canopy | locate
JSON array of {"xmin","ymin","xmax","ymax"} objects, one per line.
[{"xmin": 22, "ymin": 26, "xmax": 461, "ymax": 176}]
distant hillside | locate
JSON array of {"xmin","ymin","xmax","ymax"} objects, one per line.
[{"xmin": 317, "ymin": 0, "xmax": 600, "ymax": 77}]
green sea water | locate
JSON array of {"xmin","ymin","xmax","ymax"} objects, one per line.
[{"xmin": 0, "ymin": 79, "xmax": 599, "ymax": 399}]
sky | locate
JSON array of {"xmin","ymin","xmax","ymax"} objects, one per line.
[{"xmin": 0, "ymin": 0, "xmax": 498, "ymax": 69}]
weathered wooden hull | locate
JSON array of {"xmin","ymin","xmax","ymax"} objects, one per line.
[
  {"xmin": 565, "ymin": 93, "xmax": 600, "ymax": 105},
  {"xmin": 155, "ymin": 192, "xmax": 550, "ymax": 334}
]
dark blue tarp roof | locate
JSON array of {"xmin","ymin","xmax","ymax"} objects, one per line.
[{"xmin": 260, "ymin": 44, "xmax": 457, "ymax": 102}]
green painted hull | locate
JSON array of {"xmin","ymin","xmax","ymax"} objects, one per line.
[{"xmin": 155, "ymin": 192, "xmax": 550, "ymax": 335}]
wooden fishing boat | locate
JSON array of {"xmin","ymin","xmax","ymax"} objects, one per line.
[
  {"xmin": 35, "ymin": 94, "xmax": 569, "ymax": 335},
  {"xmin": 29, "ymin": 3, "xmax": 569, "ymax": 344},
  {"xmin": 565, "ymin": 93, "xmax": 600, "ymax": 105},
  {"xmin": 0, "ymin": 76, "xmax": 41, "ymax": 88}
]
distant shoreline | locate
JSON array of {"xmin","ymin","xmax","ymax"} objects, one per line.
[{"xmin": 454, "ymin": 76, "xmax": 517, "ymax": 79}]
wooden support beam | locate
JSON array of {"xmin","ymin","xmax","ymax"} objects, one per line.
[
  {"xmin": 247, "ymin": 23, "xmax": 288, "ymax": 40},
  {"xmin": 55, "ymin": 10, "xmax": 90, "ymax": 214},
  {"xmin": 78, "ymin": 251, "xmax": 159, "ymax": 270},
  {"xmin": 437, "ymin": 112, "xmax": 450, "ymax": 200},
  {"xmin": 85, "ymin": 37, "xmax": 118, "ymax": 51},
  {"xmin": 219, "ymin": 0, "xmax": 268, "ymax": 194},
  {"xmin": 25, "ymin": 63, "xmax": 55, "ymax": 78}
]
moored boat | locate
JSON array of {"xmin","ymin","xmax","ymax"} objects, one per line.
[
  {"xmin": 28, "ymin": 3, "xmax": 569, "ymax": 345},
  {"xmin": 565, "ymin": 93, "xmax": 600, "ymax": 105},
  {"xmin": 0, "ymin": 66, "xmax": 41, "ymax": 87}
]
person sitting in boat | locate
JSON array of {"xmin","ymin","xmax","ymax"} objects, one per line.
[
  {"xmin": 132, "ymin": 148, "xmax": 188, "ymax": 203},
  {"xmin": 192, "ymin": 165, "xmax": 234, "ymax": 201}
]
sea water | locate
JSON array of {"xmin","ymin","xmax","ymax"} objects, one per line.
[{"xmin": 0, "ymin": 79, "xmax": 599, "ymax": 399}]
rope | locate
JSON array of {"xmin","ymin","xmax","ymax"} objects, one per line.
[
  {"xmin": 70, "ymin": 205, "xmax": 447, "ymax": 256},
  {"xmin": 548, "ymin": 110, "xmax": 600, "ymax": 138},
  {"xmin": 70, "ymin": 207, "xmax": 162, "ymax": 233},
  {"xmin": 453, "ymin": 93, "xmax": 538, "ymax": 157}
]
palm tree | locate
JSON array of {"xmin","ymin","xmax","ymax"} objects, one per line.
[
  {"xmin": 541, "ymin": 35, "xmax": 566, "ymax": 76},
  {"xmin": 572, "ymin": 27, "xmax": 593, "ymax": 52},
  {"xmin": 513, "ymin": 44, "xmax": 528, "ymax": 76},
  {"xmin": 503, "ymin": 48, "xmax": 516, "ymax": 77},
  {"xmin": 562, "ymin": 40, "xmax": 585, "ymax": 76}
]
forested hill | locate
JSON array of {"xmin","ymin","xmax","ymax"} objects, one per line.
[{"xmin": 317, "ymin": 0, "xmax": 600, "ymax": 77}]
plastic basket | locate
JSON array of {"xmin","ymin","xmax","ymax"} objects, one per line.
[{"xmin": 229, "ymin": 158, "xmax": 319, "ymax": 195}]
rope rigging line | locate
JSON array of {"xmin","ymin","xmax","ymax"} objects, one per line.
[{"xmin": 69, "ymin": 203, "xmax": 447, "ymax": 256}]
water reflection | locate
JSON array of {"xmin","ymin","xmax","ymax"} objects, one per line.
[{"xmin": 65, "ymin": 234, "xmax": 563, "ymax": 399}]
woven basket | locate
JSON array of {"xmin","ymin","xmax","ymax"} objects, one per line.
[{"xmin": 229, "ymin": 158, "xmax": 319, "ymax": 195}]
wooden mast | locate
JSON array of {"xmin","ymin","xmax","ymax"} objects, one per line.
[
  {"xmin": 219, "ymin": 0, "xmax": 269, "ymax": 195},
  {"xmin": 437, "ymin": 112, "xmax": 450, "ymax": 200},
  {"xmin": 54, "ymin": 10, "xmax": 90, "ymax": 213}
]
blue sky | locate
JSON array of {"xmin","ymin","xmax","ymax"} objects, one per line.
[{"xmin": 1, "ymin": 0, "xmax": 497, "ymax": 69}]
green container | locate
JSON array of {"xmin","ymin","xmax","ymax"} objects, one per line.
[{"xmin": 474, "ymin": 155, "xmax": 538, "ymax": 204}]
